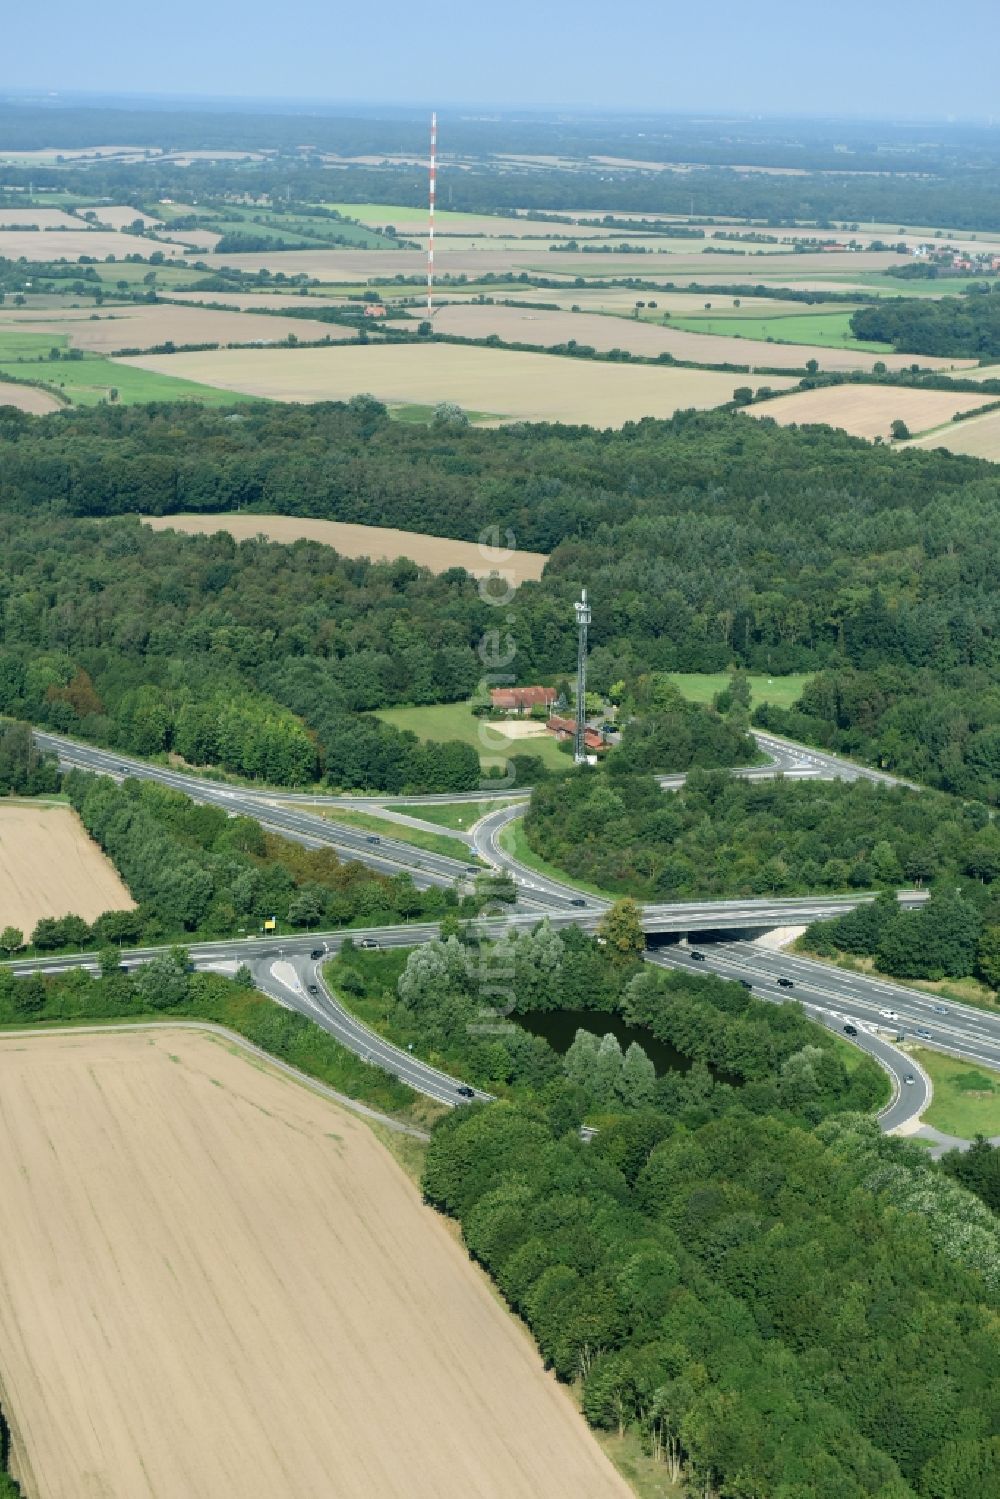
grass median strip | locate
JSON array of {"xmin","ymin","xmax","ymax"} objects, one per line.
[{"xmin": 316, "ymin": 806, "xmax": 475, "ymax": 863}]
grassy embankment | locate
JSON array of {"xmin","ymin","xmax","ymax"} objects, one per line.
[
  {"xmin": 385, "ymin": 798, "xmax": 527, "ymax": 831},
  {"xmin": 499, "ymin": 814, "xmax": 615, "ymax": 900}
]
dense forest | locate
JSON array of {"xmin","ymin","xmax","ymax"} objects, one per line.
[
  {"xmin": 424, "ymin": 1098, "xmax": 1000, "ymax": 1497},
  {"xmin": 6, "ymin": 399, "xmax": 1000, "ymax": 794},
  {"xmin": 754, "ymin": 664, "xmax": 1000, "ymax": 805},
  {"xmin": 523, "ymin": 768, "xmax": 1000, "ymax": 899},
  {"xmin": 851, "ymin": 292, "xmax": 1000, "ymax": 359}
]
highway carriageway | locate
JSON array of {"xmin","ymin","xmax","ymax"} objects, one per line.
[
  {"xmin": 34, "ymin": 728, "xmax": 917, "ymax": 917},
  {"xmin": 8, "ymin": 913, "xmax": 949, "ymax": 1130}
]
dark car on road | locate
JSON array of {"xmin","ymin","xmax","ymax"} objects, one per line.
[
  {"xmin": 569, "ymin": 897, "xmax": 586, "ymax": 907},
  {"xmin": 739, "ymin": 979, "xmax": 753, "ymax": 990},
  {"xmin": 689, "ymin": 950, "xmax": 706, "ymax": 961},
  {"xmin": 777, "ymin": 977, "xmax": 794, "ymax": 989},
  {"xmin": 308, "ymin": 983, "xmax": 319, "ymax": 994},
  {"xmin": 456, "ymin": 1085, "xmax": 475, "ymax": 1099},
  {"xmin": 358, "ymin": 938, "xmax": 380, "ymax": 950},
  {"xmin": 366, "ymin": 834, "xmax": 381, "ymax": 845},
  {"xmin": 310, "ymin": 949, "xmax": 324, "ymax": 960},
  {"xmin": 843, "ymin": 1023, "xmax": 858, "ymax": 1037}
]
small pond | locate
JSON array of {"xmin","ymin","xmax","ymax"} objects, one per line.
[{"xmin": 515, "ymin": 1009, "xmax": 692, "ymax": 1076}]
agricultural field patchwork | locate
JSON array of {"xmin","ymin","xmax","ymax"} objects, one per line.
[
  {"xmin": 117, "ymin": 342, "xmax": 799, "ymax": 425},
  {"xmin": 0, "ymin": 301, "xmax": 355, "ymax": 353},
  {"xmin": 904, "ymin": 404, "xmax": 1000, "ymax": 460},
  {"xmin": 0, "ymin": 380, "xmax": 63, "ymax": 413},
  {"xmin": 0, "ymin": 1030, "xmax": 628, "ymax": 1499},
  {"xmin": 415, "ymin": 301, "xmax": 963, "ymax": 373}
]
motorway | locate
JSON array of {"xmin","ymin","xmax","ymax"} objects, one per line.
[
  {"xmin": 19, "ymin": 723, "xmax": 978, "ymax": 1136},
  {"xmin": 9, "ymin": 917, "xmax": 944, "ymax": 1130}
]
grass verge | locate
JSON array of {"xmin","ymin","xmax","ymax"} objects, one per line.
[
  {"xmin": 912, "ymin": 1048, "xmax": 1000, "ymax": 1138},
  {"xmin": 596, "ymin": 1430, "xmax": 684, "ymax": 1498},
  {"xmin": 317, "ymin": 805, "xmax": 474, "ymax": 863}
]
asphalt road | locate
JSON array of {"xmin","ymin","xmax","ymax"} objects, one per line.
[
  {"xmin": 645, "ymin": 946, "xmax": 932, "ymax": 1131},
  {"xmin": 22, "ymin": 722, "xmax": 964, "ymax": 1136}
]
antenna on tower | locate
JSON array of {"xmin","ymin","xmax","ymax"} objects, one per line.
[
  {"xmin": 427, "ymin": 111, "xmax": 437, "ymax": 318},
  {"xmin": 574, "ymin": 587, "xmax": 591, "ymax": 764}
]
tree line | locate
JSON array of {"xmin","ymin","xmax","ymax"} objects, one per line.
[
  {"xmin": 851, "ymin": 291, "xmax": 1000, "ymax": 359},
  {"xmin": 0, "ymin": 764, "xmax": 469, "ymax": 955},
  {"xmin": 803, "ymin": 887, "xmax": 1000, "ymax": 987}
]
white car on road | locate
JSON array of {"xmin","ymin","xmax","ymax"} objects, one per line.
[{"xmin": 879, "ymin": 1008, "xmax": 899, "ymax": 1021}]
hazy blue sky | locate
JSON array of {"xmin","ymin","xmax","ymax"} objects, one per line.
[{"xmin": 4, "ymin": 0, "xmax": 997, "ymax": 118}]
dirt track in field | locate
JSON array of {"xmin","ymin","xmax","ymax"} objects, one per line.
[
  {"xmin": 748, "ymin": 383, "xmax": 988, "ymax": 440},
  {"xmin": 118, "ymin": 342, "xmax": 798, "ymax": 426},
  {"xmin": 0, "ymin": 1029, "xmax": 629, "ymax": 1499},
  {"xmin": 143, "ymin": 512, "xmax": 549, "ymax": 583},
  {"xmin": 0, "ymin": 803, "xmax": 135, "ymax": 929}
]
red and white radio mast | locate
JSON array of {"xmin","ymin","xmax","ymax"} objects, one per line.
[{"xmin": 427, "ymin": 111, "xmax": 437, "ymax": 318}]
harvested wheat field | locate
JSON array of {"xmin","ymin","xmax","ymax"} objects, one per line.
[
  {"xmin": 905, "ymin": 405, "xmax": 1000, "ymax": 461},
  {"xmin": 0, "ymin": 1029, "xmax": 629, "ymax": 1499},
  {"xmin": 415, "ymin": 301, "xmax": 964, "ymax": 374},
  {"xmin": 0, "ymin": 381, "xmax": 62, "ymax": 414},
  {"xmin": 118, "ymin": 342, "xmax": 798, "ymax": 426},
  {"xmin": 749, "ymin": 383, "xmax": 989, "ymax": 441},
  {"xmin": 0, "ymin": 302, "xmax": 355, "ymax": 353},
  {"xmin": 0, "ymin": 208, "xmax": 83, "ymax": 229},
  {"xmin": 0, "ymin": 229, "xmax": 186, "ymax": 262},
  {"xmin": 0, "ymin": 803, "xmax": 134, "ymax": 930},
  {"xmin": 143, "ymin": 512, "xmax": 548, "ymax": 583}
]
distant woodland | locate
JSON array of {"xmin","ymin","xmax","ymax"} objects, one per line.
[{"xmin": 852, "ymin": 292, "xmax": 1000, "ymax": 359}]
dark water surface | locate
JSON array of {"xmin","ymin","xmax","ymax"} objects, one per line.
[{"xmin": 516, "ymin": 1009, "xmax": 691, "ymax": 1075}]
